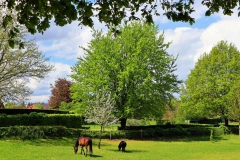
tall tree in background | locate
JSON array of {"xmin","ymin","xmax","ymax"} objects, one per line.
[
  {"xmin": 1, "ymin": 0, "xmax": 240, "ymax": 47},
  {"xmin": 49, "ymin": 78, "xmax": 73, "ymax": 109},
  {"xmin": 179, "ymin": 41, "xmax": 240, "ymax": 126},
  {"xmin": 0, "ymin": 11, "xmax": 54, "ymax": 106},
  {"xmin": 71, "ymin": 21, "xmax": 181, "ymax": 129}
]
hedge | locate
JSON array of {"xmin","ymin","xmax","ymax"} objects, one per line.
[
  {"xmin": 0, "ymin": 125, "xmax": 237, "ymax": 140},
  {"xmin": 0, "ymin": 112, "xmax": 82, "ymax": 128},
  {"xmin": 120, "ymin": 124, "xmax": 219, "ymax": 130},
  {"xmin": 0, "ymin": 109, "xmax": 69, "ymax": 115}
]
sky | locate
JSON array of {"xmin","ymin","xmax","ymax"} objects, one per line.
[{"xmin": 27, "ymin": 2, "xmax": 240, "ymax": 103}]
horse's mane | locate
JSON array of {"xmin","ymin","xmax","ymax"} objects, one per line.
[{"xmin": 75, "ymin": 138, "xmax": 79, "ymax": 146}]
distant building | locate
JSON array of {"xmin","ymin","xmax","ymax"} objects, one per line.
[{"xmin": 27, "ymin": 103, "xmax": 50, "ymax": 110}]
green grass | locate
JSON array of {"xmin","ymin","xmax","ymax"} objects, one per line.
[
  {"xmin": 1, "ymin": 135, "xmax": 240, "ymax": 160},
  {"xmin": 82, "ymin": 124, "xmax": 120, "ymax": 131},
  {"xmin": 2, "ymin": 120, "xmax": 239, "ymax": 159}
]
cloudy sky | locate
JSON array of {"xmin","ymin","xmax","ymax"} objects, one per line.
[{"xmin": 27, "ymin": 2, "xmax": 240, "ymax": 103}]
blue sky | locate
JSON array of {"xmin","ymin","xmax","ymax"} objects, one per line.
[{"xmin": 27, "ymin": 2, "xmax": 240, "ymax": 103}]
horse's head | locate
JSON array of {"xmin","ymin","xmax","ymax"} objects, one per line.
[
  {"xmin": 73, "ymin": 146, "xmax": 78, "ymax": 154},
  {"xmin": 118, "ymin": 145, "xmax": 121, "ymax": 151}
]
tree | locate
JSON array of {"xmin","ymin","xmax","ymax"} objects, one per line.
[
  {"xmin": 84, "ymin": 91, "xmax": 119, "ymax": 149},
  {"xmin": 227, "ymin": 81, "xmax": 240, "ymax": 137},
  {"xmin": 71, "ymin": 21, "xmax": 181, "ymax": 129},
  {"xmin": 48, "ymin": 78, "xmax": 73, "ymax": 109},
  {"xmin": 0, "ymin": 13, "xmax": 54, "ymax": 105},
  {"xmin": 179, "ymin": 41, "xmax": 240, "ymax": 126},
  {"xmin": 2, "ymin": 0, "xmax": 240, "ymax": 47},
  {"xmin": 4, "ymin": 102, "xmax": 26, "ymax": 109}
]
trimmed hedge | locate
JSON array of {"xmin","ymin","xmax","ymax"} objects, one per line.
[
  {"xmin": 0, "ymin": 125, "xmax": 237, "ymax": 140},
  {"xmin": 120, "ymin": 124, "xmax": 219, "ymax": 130},
  {"xmin": 0, "ymin": 112, "xmax": 82, "ymax": 128},
  {"xmin": 0, "ymin": 109, "xmax": 69, "ymax": 115}
]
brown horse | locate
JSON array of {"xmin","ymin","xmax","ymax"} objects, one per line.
[{"xmin": 73, "ymin": 137, "xmax": 93, "ymax": 157}]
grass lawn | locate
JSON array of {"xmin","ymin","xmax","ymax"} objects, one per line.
[{"xmin": 1, "ymin": 135, "xmax": 240, "ymax": 160}]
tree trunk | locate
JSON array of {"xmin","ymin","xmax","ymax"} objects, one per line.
[
  {"xmin": 224, "ymin": 118, "xmax": 229, "ymax": 126},
  {"xmin": 239, "ymin": 121, "xmax": 240, "ymax": 138},
  {"xmin": 98, "ymin": 125, "xmax": 103, "ymax": 149},
  {"xmin": 120, "ymin": 118, "xmax": 127, "ymax": 130},
  {"xmin": 0, "ymin": 100, "xmax": 4, "ymax": 109}
]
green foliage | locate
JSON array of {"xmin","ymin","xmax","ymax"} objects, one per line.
[
  {"xmin": 4, "ymin": 0, "xmax": 240, "ymax": 49},
  {"xmin": 33, "ymin": 103, "xmax": 43, "ymax": 109},
  {"xmin": 210, "ymin": 129, "xmax": 213, "ymax": 141},
  {"xmin": 216, "ymin": 124, "xmax": 230, "ymax": 135},
  {"xmin": 4, "ymin": 102, "xmax": 26, "ymax": 109},
  {"xmin": 179, "ymin": 41, "xmax": 240, "ymax": 122},
  {"xmin": 71, "ymin": 21, "xmax": 181, "ymax": 122}
]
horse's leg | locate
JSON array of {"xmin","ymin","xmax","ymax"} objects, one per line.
[
  {"xmin": 85, "ymin": 146, "xmax": 88, "ymax": 157},
  {"xmin": 81, "ymin": 146, "xmax": 85, "ymax": 155}
]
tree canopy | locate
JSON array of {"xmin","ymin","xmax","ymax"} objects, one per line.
[
  {"xmin": 0, "ymin": 16, "xmax": 54, "ymax": 104},
  {"xmin": 70, "ymin": 21, "xmax": 181, "ymax": 128},
  {"xmin": 48, "ymin": 78, "xmax": 73, "ymax": 109},
  {"xmin": 179, "ymin": 41, "xmax": 240, "ymax": 126},
  {"xmin": 1, "ymin": 0, "xmax": 240, "ymax": 47}
]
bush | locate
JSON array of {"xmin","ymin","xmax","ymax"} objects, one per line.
[{"xmin": 0, "ymin": 113, "xmax": 82, "ymax": 128}]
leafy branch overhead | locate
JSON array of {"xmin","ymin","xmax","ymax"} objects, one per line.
[{"xmin": 2, "ymin": 0, "xmax": 240, "ymax": 47}]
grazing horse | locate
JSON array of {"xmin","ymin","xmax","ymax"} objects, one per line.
[
  {"xmin": 118, "ymin": 141, "xmax": 127, "ymax": 152},
  {"xmin": 73, "ymin": 137, "xmax": 93, "ymax": 157}
]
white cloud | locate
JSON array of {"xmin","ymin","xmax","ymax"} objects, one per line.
[
  {"xmin": 163, "ymin": 27, "xmax": 204, "ymax": 81},
  {"xmin": 194, "ymin": 18, "xmax": 240, "ymax": 62},
  {"xmin": 29, "ymin": 19, "xmax": 107, "ymax": 61},
  {"xmin": 27, "ymin": 62, "xmax": 72, "ymax": 103},
  {"xmin": 162, "ymin": 17, "xmax": 240, "ymax": 81}
]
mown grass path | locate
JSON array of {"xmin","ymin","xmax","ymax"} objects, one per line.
[{"xmin": 1, "ymin": 135, "xmax": 240, "ymax": 160}]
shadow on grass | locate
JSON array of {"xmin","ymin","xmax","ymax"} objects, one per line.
[
  {"xmin": 107, "ymin": 149, "xmax": 146, "ymax": 153},
  {"xmin": 90, "ymin": 154, "xmax": 103, "ymax": 158}
]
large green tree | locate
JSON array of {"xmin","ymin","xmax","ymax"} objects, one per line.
[
  {"xmin": 70, "ymin": 21, "xmax": 181, "ymax": 129},
  {"xmin": 0, "ymin": 12, "xmax": 54, "ymax": 105},
  {"xmin": 179, "ymin": 41, "xmax": 240, "ymax": 126},
  {"xmin": 1, "ymin": 0, "xmax": 240, "ymax": 47}
]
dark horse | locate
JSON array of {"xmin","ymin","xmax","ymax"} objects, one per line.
[
  {"xmin": 73, "ymin": 137, "xmax": 93, "ymax": 157},
  {"xmin": 118, "ymin": 141, "xmax": 127, "ymax": 152}
]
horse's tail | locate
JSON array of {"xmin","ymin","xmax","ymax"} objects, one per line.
[{"xmin": 89, "ymin": 139, "xmax": 93, "ymax": 155}]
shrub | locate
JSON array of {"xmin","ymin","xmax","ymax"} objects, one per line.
[{"xmin": 0, "ymin": 113, "xmax": 82, "ymax": 128}]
